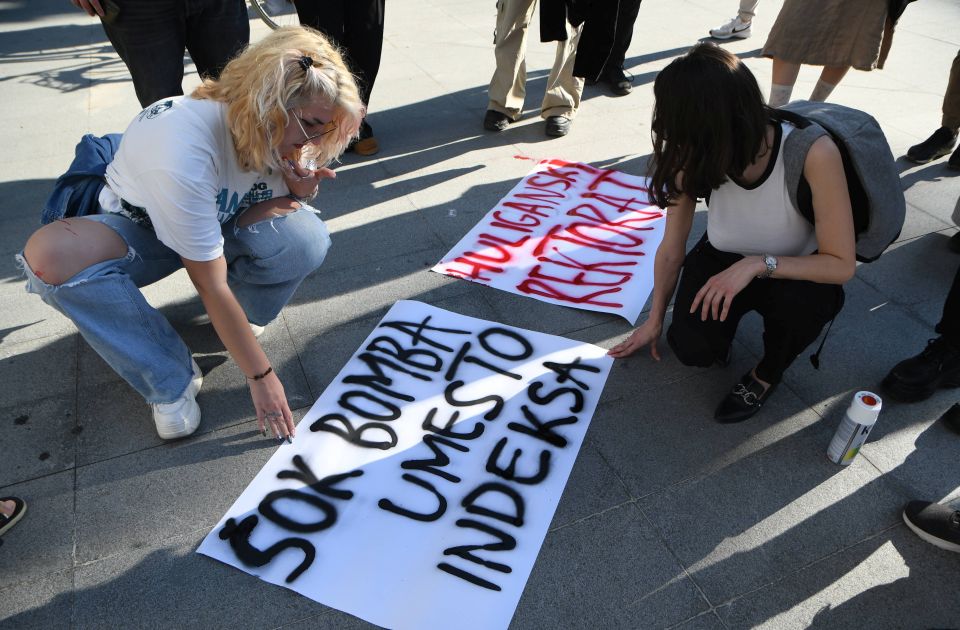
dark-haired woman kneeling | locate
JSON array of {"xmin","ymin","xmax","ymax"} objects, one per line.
[{"xmin": 609, "ymin": 43, "xmax": 855, "ymax": 422}]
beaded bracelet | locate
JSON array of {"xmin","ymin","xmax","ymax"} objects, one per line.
[{"xmin": 247, "ymin": 366, "xmax": 273, "ymax": 381}]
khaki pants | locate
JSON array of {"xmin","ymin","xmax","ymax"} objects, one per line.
[
  {"xmin": 738, "ymin": 0, "xmax": 760, "ymax": 21},
  {"xmin": 487, "ymin": 0, "xmax": 584, "ymax": 120},
  {"xmin": 942, "ymin": 49, "xmax": 960, "ymax": 132}
]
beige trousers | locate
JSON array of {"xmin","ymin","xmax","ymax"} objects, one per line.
[{"xmin": 487, "ymin": 0, "xmax": 584, "ymax": 120}]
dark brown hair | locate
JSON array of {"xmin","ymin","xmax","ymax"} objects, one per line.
[{"xmin": 648, "ymin": 43, "xmax": 770, "ymax": 208}]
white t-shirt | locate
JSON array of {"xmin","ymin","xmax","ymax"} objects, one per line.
[
  {"xmin": 707, "ymin": 121, "xmax": 819, "ymax": 257},
  {"xmin": 101, "ymin": 97, "xmax": 287, "ymax": 261}
]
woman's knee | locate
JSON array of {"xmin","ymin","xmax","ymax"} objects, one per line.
[
  {"xmin": 22, "ymin": 219, "xmax": 127, "ymax": 286},
  {"xmin": 666, "ymin": 319, "xmax": 720, "ymax": 368}
]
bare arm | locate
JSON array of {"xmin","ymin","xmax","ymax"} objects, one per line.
[
  {"xmin": 608, "ymin": 193, "xmax": 696, "ymax": 359},
  {"xmin": 689, "ymin": 136, "xmax": 857, "ymax": 322},
  {"xmin": 768, "ymin": 135, "xmax": 857, "ymax": 284},
  {"xmin": 181, "ymin": 255, "xmax": 295, "ymax": 440}
]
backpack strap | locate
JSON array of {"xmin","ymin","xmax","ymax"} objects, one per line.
[{"xmin": 779, "ymin": 116, "xmax": 829, "ymax": 225}]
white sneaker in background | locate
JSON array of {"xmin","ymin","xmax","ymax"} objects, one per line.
[
  {"xmin": 709, "ymin": 16, "xmax": 752, "ymax": 40},
  {"xmin": 151, "ymin": 359, "xmax": 203, "ymax": 440},
  {"xmin": 250, "ymin": 322, "xmax": 266, "ymax": 338}
]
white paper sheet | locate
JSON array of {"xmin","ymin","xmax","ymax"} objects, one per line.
[
  {"xmin": 198, "ymin": 300, "xmax": 613, "ymax": 630},
  {"xmin": 432, "ymin": 159, "xmax": 665, "ymax": 324}
]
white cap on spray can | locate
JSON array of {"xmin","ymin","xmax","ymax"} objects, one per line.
[{"xmin": 848, "ymin": 391, "xmax": 882, "ymax": 425}]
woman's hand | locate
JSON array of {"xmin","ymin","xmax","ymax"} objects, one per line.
[
  {"xmin": 281, "ymin": 159, "xmax": 336, "ymax": 200},
  {"xmin": 690, "ymin": 256, "xmax": 763, "ymax": 322},
  {"xmin": 608, "ymin": 319, "xmax": 664, "ymax": 359},
  {"xmin": 249, "ymin": 371, "xmax": 296, "ymax": 441}
]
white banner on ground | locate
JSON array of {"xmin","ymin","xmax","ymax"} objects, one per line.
[
  {"xmin": 198, "ymin": 300, "xmax": 613, "ymax": 630},
  {"xmin": 432, "ymin": 159, "xmax": 666, "ymax": 324}
]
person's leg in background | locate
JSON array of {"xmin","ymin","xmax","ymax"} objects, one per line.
[
  {"xmin": 882, "ymin": 262, "xmax": 960, "ymax": 402},
  {"xmin": 709, "ymin": 0, "xmax": 758, "ymax": 40},
  {"xmin": 907, "ymin": 49, "xmax": 960, "ymax": 166},
  {"xmin": 99, "ymin": 0, "xmax": 188, "ymax": 107},
  {"xmin": 184, "ymin": 0, "xmax": 249, "ymax": 84},
  {"xmin": 485, "ymin": 0, "xmax": 536, "ymax": 131},
  {"xmin": 599, "ymin": 0, "xmax": 643, "ymax": 96},
  {"xmin": 541, "ymin": 15, "xmax": 583, "ymax": 137},
  {"xmin": 768, "ymin": 58, "xmax": 849, "ymax": 107},
  {"xmin": 296, "ymin": 0, "xmax": 384, "ymax": 155}
]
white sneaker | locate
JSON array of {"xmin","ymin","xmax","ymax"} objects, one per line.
[
  {"xmin": 151, "ymin": 359, "xmax": 203, "ymax": 440},
  {"xmin": 250, "ymin": 322, "xmax": 265, "ymax": 338},
  {"xmin": 709, "ymin": 16, "xmax": 752, "ymax": 39}
]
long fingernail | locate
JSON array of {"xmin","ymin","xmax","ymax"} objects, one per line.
[
  {"xmin": 286, "ymin": 435, "xmax": 293, "ymax": 444},
  {"xmin": 262, "ymin": 428, "xmax": 267, "ymax": 437}
]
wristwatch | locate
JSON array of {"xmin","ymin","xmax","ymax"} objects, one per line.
[{"xmin": 758, "ymin": 254, "xmax": 778, "ymax": 279}]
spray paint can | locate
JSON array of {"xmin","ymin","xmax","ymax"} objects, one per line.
[{"xmin": 827, "ymin": 391, "xmax": 882, "ymax": 465}]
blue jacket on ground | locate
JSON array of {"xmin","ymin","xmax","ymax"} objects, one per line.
[{"xmin": 40, "ymin": 133, "xmax": 122, "ymax": 224}]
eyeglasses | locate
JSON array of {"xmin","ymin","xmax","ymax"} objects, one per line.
[{"xmin": 290, "ymin": 109, "xmax": 337, "ymax": 143}]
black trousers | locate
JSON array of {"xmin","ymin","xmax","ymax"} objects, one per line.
[
  {"xmin": 667, "ymin": 238, "xmax": 845, "ymax": 384},
  {"xmin": 294, "ymin": 0, "xmax": 385, "ymax": 106},
  {"xmin": 100, "ymin": 0, "xmax": 249, "ymax": 108},
  {"xmin": 575, "ymin": 0, "xmax": 643, "ymax": 80},
  {"xmin": 936, "ymin": 262, "xmax": 960, "ymax": 343}
]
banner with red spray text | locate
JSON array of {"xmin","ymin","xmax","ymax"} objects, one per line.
[{"xmin": 432, "ymin": 160, "xmax": 666, "ymax": 324}]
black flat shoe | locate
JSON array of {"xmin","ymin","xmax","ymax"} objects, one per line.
[{"xmin": 714, "ymin": 371, "xmax": 777, "ymax": 423}]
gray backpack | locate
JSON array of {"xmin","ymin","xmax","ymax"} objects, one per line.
[{"xmin": 777, "ymin": 101, "xmax": 905, "ymax": 262}]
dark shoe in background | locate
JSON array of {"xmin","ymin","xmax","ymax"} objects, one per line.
[
  {"xmin": 545, "ymin": 115, "xmax": 571, "ymax": 137},
  {"xmin": 941, "ymin": 403, "xmax": 960, "ymax": 434},
  {"xmin": 949, "ymin": 144, "xmax": 960, "ymax": 170},
  {"xmin": 902, "ymin": 500, "xmax": 960, "ymax": 553},
  {"xmin": 881, "ymin": 336, "xmax": 960, "ymax": 402},
  {"xmin": 602, "ymin": 66, "xmax": 632, "ymax": 96},
  {"xmin": 714, "ymin": 370, "xmax": 777, "ymax": 423},
  {"xmin": 483, "ymin": 109, "xmax": 511, "ymax": 132},
  {"xmin": 346, "ymin": 119, "xmax": 379, "ymax": 156},
  {"xmin": 906, "ymin": 127, "xmax": 958, "ymax": 164},
  {"xmin": 949, "ymin": 232, "xmax": 960, "ymax": 254}
]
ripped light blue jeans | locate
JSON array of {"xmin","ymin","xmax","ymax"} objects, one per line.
[{"xmin": 17, "ymin": 207, "xmax": 331, "ymax": 404}]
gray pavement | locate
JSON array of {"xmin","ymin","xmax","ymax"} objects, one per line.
[{"xmin": 1, "ymin": 0, "xmax": 959, "ymax": 628}]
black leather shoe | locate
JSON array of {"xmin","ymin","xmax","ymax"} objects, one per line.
[
  {"xmin": 483, "ymin": 109, "xmax": 511, "ymax": 132},
  {"xmin": 714, "ymin": 371, "xmax": 777, "ymax": 423},
  {"xmin": 602, "ymin": 66, "xmax": 632, "ymax": 96},
  {"xmin": 881, "ymin": 337, "xmax": 960, "ymax": 402},
  {"xmin": 545, "ymin": 115, "xmax": 571, "ymax": 137},
  {"xmin": 941, "ymin": 403, "xmax": 960, "ymax": 435},
  {"xmin": 906, "ymin": 127, "xmax": 958, "ymax": 164},
  {"xmin": 949, "ymin": 144, "xmax": 960, "ymax": 170}
]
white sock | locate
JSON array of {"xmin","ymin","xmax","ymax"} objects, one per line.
[
  {"xmin": 809, "ymin": 79, "xmax": 838, "ymax": 102},
  {"xmin": 768, "ymin": 84, "xmax": 793, "ymax": 108}
]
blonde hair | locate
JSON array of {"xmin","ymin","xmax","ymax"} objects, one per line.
[{"xmin": 192, "ymin": 26, "xmax": 364, "ymax": 173}]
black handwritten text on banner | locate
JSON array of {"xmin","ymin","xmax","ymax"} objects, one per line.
[{"xmin": 198, "ymin": 301, "xmax": 613, "ymax": 630}]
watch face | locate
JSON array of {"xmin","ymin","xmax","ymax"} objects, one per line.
[{"xmin": 765, "ymin": 255, "xmax": 777, "ymax": 268}]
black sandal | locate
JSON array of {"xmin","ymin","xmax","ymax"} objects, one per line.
[{"xmin": 0, "ymin": 497, "xmax": 26, "ymax": 537}]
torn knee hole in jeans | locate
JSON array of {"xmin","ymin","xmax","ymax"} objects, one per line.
[{"xmin": 15, "ymin": 245, "xmax": 138, "ymax": 291}]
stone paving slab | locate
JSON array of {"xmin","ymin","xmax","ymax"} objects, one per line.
[
  {"xmin": 637, "ymin": 423, "xmax": 909, "ymax": 606},
  {"xmin": 714, "ymin": 526, "xmax": 960, "ymax": 629},
  {"xmin": 513, "ymin": 502, "xmax": 709, "ymax": 629}
]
